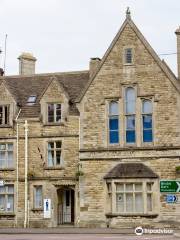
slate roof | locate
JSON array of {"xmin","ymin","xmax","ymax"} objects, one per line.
[
  {"xmin": 1, "ymin": 71, "xmax": 89, "ymax": 118},
  {"xmin": 104, "ymin": 163, "xmax": 159, "ymax": 179}
]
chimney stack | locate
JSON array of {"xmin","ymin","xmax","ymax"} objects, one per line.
[
  {"xmin": 175, "ymin": 27, "xmax": 180, "ymax": 79},
  {"xmin": 18, "ymin": 52, "xmax": 36, "ymax": 75},
  {"xmin": 89, "ymin": 58, "xmax": 101, "ymax": 78}
]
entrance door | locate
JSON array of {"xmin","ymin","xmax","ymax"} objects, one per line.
[{"xmin": 57, "ymin": 188, "xmax": 74, "ymax": 225}]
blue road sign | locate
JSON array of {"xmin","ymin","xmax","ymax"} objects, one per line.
[{"xmin": 166, "ymin": 195, "xmax": 178, "ymax": 203}]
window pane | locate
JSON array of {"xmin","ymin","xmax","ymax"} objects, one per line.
[
  {"xmin": 143, "ymin": 100, "xmax": 152, "ymax": 114},
  {"xmin": 143, "ymin": 115, "xmax": 152, "ymax": 129},
  {"xmin": 126, "ymin": 116, "xmax": 135, "ymax": 129},
  {"xmin": 8, "ymin": 144, "xmax": 13, "ymax": 151},
  {"xmin": 35, "ymin": 186, "xmax": 42, "ymax": 208},
  {"xmin": 0, "ymin": 195, "xmax": 5, "ymax": 211},
  {"xmin": 126, "ymin": 193, "xmax": 133, "ymax": 212},
  {"xmin": 126, "ymin": 102, "xmax": 135, "ymax": 114},
  {"xmin": 135, "ymin": 183, "xmax": 142, "ymax": 191},
  {"xmin": 126, "ymin": 88, "xmax": 135, "ymax": 101},
  {"xmin": 8, "ymin": 152, "xmax": 13, "ymax": 168},
  {"xmin": 5, "ymin": 106, "xmax": 9, "ymax": 124},
  {"xmin": 135, "ymin": 193, "xmax": 143, "ymax": 212},
  {"xmin": 56, "ymin": 151, "xmax": 61, "ymax": 165},
  {"xmin": 126, "ymin": 130, "xmax": 135, "ymax": 143},
  {"xmin": 110, "ymin": 131, "xmax": 119, "ymax": 144},
  {"xmin": 143, "ymin": 129, "xmax": 153, "ymax": 142},
  {"xmin": 48, "ymin": 150, "xmax": 54, "ymax": 166},
  {"xmin": 116, "ymin": 184, "xmax": 123, "ymax": 192},
  {"xmin": 56, "ymin": 142, "xmax": 61, "ymax": 149},
  {"xmin": 109, "ymin": 118, "xmax": 118, "ymax": 130},
  {"xmin": 0, "ymin": 152, "xmax": 6, "ymax": 168},
  {"xmin": 125, "ymin": 184, "xmax": 133, "ymax": 192},
  {"xmin": 0, "ymin": 186, "xmax": 5, "ymax": 193},
  {"xmin": 7, "ymin": 186, "xmax": 14, "ymax": 194},
  {"xmin": 147, "ymin": 193, "xmax": 152, "ymax": 212},
  {"xmin": 125, "ymin": 88, "xmax": 135, "ymax": 114},
  {"xmin": 116, "ymin": 193, "xmax": 124, "ymax": 212},
  {"xmin": 48, "ymin": 104, "xmax": 54, "ymax": 122},
  {"xmin": 109, "ymin": 102, "xmax": 118, "ymax": 115},
  {"xmin": 48, "ymin": 142, "xmax": 54, "ymax": 149},
  {"xmin": 125, "ymin": 48, "xmax": 132, "ymax": 64},
  {"xmin": 7, "ymin": 195, "xmax": 14, "ymax": 212},
  {"xmin": 147, "ymin": 183, "xmax": 153, "ymax": 191}
]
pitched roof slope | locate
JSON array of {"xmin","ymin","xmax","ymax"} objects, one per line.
[
  {"xmin": 2, "ymin": 71, "xmax": 89, "ymax": 118},
  {"xmin": 76, "ymin": 16, "xmax": 180, "ymax": 102},
  {"xmin": 104, "ymin": 163, "xmax": 159, "ymax": 179}
]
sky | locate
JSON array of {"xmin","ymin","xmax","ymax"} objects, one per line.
[{"xmin": 0, "ymin": 0, "xmax": 179, "ymax": 76}]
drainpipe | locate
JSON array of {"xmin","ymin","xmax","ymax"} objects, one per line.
[
  {"xmin": 24, "ymin": 120, "xmax": 28, "ymax": 228},
  {"xmin": 15, "ymin": 109, "xmax": 21, "ymax": 227}
]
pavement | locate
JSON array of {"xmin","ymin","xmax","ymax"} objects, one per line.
[
  {"xmin": 0, "ymin": 227, "xmax": 179, "ymax": 236},
  {"xmin": 0, "ymin": 228, "xmax": 134, "ymax": 234}
]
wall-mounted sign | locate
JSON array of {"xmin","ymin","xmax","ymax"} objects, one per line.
[
  {"xmin": 166, "ymin": 194, "xmax": 178, "ymax": 203},
  {"xmin": 44, "ymin": 199, "xmax": 51, "ymax": 219},
  {"xmin": 160, "ymin": 181, "xmax": 180, "ymax": 193},
  {"xmin": 0, "ymin": 180, "xmax": 4, "ymax": 186}
]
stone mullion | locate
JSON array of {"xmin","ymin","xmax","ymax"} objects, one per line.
[{"xmin": 111, "ymin": 180, "xmax": 116, "ymax": 214}]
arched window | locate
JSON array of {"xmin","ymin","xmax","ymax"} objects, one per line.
[
  {"xmin": 125, "ymin": 87, "xmax": 136, "ymax": 143},
  {"xmin": 142, "ymin": 100, "xmax": 153, "ymax": 142},
  {"xmin": 109, "ymin": 101, "xmax": 119, "ymax": 144}
]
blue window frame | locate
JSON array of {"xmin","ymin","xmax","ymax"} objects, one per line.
[
  {"xmin": 142, "ymin": 100, "xmax": 153, "ymax": 142},
  {"xmin": 109, "ymin": 101, "xmax": 119, "ymax": 144},
  {"xmin": 125, "ymin": 88, "xmax": 136, "ymax": 143}
]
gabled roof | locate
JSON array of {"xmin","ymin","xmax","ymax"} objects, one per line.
[
  {"xmin": 76, "ymin": 16, "xmax": 180, "ymax": 102},
  {"xmin": 2, "ymin": 71, "xmax": 89, "ymax": 118},
  {"xmin": 104, "ymin": 163, "xmax": 159, "ymax": 179}
]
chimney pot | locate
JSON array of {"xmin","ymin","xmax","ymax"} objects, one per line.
[{"xmin": 18, "ymin": 52, "xmax": 36, "ymax": 75}]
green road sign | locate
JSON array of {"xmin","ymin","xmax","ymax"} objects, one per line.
[{"xmin": 160, "ymin": 181, "xmax": 180, "ymax": 193}]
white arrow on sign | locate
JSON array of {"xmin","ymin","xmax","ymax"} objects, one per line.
[{"xmin": 177, "ymin": 182, "xmax": 180, "ymax": 192}]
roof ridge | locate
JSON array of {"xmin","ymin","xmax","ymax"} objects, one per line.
[{"xmin": 1, "ymin": 70, "xmax": 89, "ymax": 79}]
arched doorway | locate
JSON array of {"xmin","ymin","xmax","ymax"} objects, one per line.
[{"xmin": 57, "ymin": 187, "xmax": 75, "ymax": 225}]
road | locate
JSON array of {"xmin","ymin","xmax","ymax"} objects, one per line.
[{"xmin": 0, "ymin": 234, "xmax": 176, "ymax": 240}]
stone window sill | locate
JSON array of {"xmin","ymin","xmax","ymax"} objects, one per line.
[
  {"xmin": 43, "ymin": 122, "xmax": 65, "ymax": 127},
  {"xmin": 0, "ymin": 125, "xmax": 12, "ymax": 128},
  {"xmin": 31, "ymin": 208, "xmax": 43, "ymax": 212},
  {"xmin": 0, "ymin": 168, "xmax": 15, "ymax": 171},
  {"xmin": 44, "ymin": 166, "xmax": 64, "ymax": 170},
  {"xmin": 0, "ymin": 212, "xmax": 15, "ymax": 216},
  {"xmin": 106, "ymin": 213, "xmax": 158, "ymax": 218}
]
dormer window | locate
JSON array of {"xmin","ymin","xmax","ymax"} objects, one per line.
[
  {"xmin": 27, "ymin": 95, "xmax": 37, "ymax": 105},
  {"xmin": 0, "ymin": 105, "xmax": 9, "ymax": 126},
  {"xmin": 48, "ymin": 103, "xmax": 61, "ymax": 123},
  {"xmin": 124, "ymin": 48, "xmax": 133, "ymax": 64}
]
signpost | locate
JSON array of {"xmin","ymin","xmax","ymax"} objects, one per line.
[
  {"xmin": 166, "ymin": 194, "xmax": 178, "ymax": 203},
  {"xmin": 160, "ymin": 181, "xmax": 180, "ymax": 193},
  {"xmin": 44, "ymin": 199, "xmax": 51, "ymax": 219}
]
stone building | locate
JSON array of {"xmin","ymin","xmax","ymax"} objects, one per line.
[{"xmin": 0, "ymin": 12, "xmax": 180, "ymax": 228}]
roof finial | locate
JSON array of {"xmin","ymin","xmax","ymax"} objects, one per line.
[{"xmin": 126, "ymin": 7, "xmax": 131, "ymax": 19}]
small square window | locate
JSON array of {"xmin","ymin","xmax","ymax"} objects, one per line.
[{"xmin": 27, "ymin": 95, "xmax": 37, "ymax": 105}]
